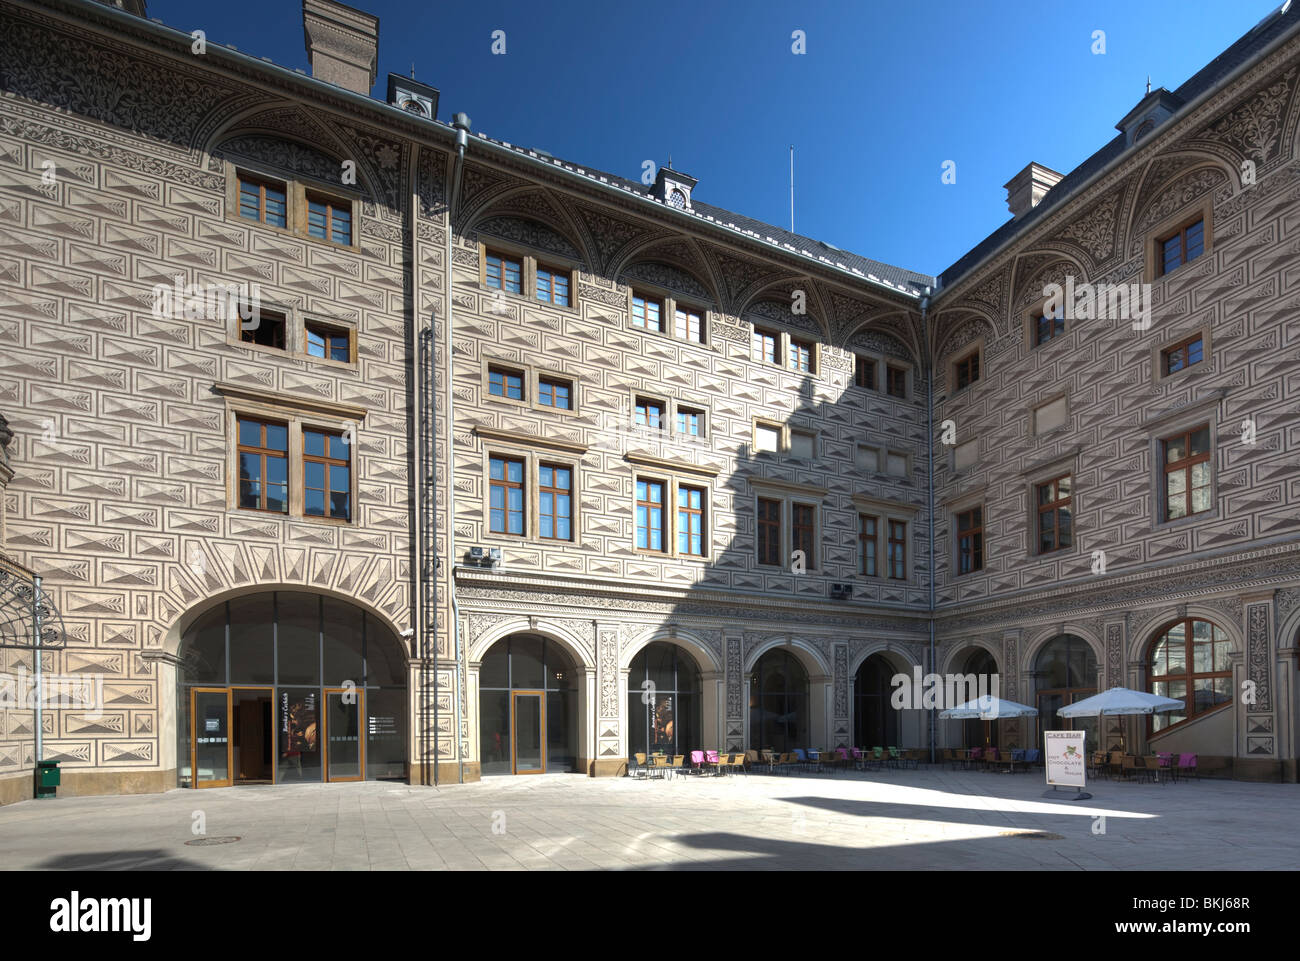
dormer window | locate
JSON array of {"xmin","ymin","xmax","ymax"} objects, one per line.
[
  {"xmin": 651, "ymin": 166, "xmax": 698, "ymax": 211},
  {"xmin": 668, "ymin": 189, "xmax": 687, "ymax": 209}
]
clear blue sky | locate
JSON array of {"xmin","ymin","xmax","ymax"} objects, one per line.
[{"xmin": 154, "ymin": 0, "xmax": 1279, "ymax": 276}]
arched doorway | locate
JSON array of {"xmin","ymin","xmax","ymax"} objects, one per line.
[
  {"xmin": 853, "ymin": 654, "xmax": 899, "ymax": 749},
  {"xmin": 626, "ymin": 642, "xmax": 702, "ymax": 757},
  {"xmin": 961, "ymin": 648, "xmax": 999, "ymax": 749},
  {"xmin": 1033, "ymin": 635, "xmax": 1098, "ymax": 749},
  {"xmin": 177, "ymin": 592, "xmax": 408, "ymax": 788},
  {"xmin": 478, "ymin": 634, "xmax": 578, "ymax": 775},
  {"xmin": 749, "ymin": 649, "xmax": 809, "ymax": 754}
]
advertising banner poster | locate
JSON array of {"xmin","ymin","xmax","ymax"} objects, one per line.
[{"xmin": 1044, "ymin": 730, "xmax": 1087, "ymax": 788}]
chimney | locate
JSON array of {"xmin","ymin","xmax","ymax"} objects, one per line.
[
  {"xmin": 1004, "ymin": 162, "xmax": 1063, "ymax": 218},
  {"xmin": 303, "ymin": 0, "xmax": 379, "ymax": 96}
]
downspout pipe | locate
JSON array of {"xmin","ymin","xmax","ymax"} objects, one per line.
[
  {"xmin": 33, "ymin": 575, "xmax": 43, "ymax": 772},
  {"xmin": 921, "ymin": 293, "xmax": 936, "ymax": 765},
  {"xmin": 448, "ymin": 113, "xmax": 470, "ymax": 784}
]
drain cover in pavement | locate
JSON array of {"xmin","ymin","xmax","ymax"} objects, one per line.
[
  {"xmin": 1000, "ymin": 831, "xmax": 1064, "ymax": 840},
  {"xmin": 185, "ymin": 836, "xmax": 241, "ymax": 846}
]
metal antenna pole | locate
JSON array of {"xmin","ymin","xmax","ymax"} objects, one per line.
[{"xmin": 789, "ymin": 145, "xmax": 794, "ymax": 233}]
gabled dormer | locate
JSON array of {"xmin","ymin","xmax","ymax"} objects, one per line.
[
  {"xmin": 386, "ymin": 73, "xmax": 440, "ymax": 121},
  {"xmin": 651, "ymin": 165, "xmax": 698, "ymax": 211},
  {"xmin": 1116, "ymin": 87, "xmax": 1185, "ymax": 147}
]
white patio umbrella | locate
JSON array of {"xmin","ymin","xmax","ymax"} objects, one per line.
[
  {"xmin": 1056, "ymin": 686, "xmax": 1183, "ymax": 752},
  {"xmin": 938, "ymin": 695, "xmax": 1038, "ymax": 747}
]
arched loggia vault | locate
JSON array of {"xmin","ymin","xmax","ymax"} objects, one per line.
[{"xmin": 744, "ymin": 637, "xmax": 830, "ymax": 752}]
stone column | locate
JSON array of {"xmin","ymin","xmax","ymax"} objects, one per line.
[
  {"xmin": 1001, "ymin": 630, "xmax": 1022, "ymax": 749},
  {"xmin": 592, "ymin": 626, "xmax": 621, "ymax": 776},
  {"xmin": 724, "ymin": 632, "xmax": 744, "ymax": 752},
  {"xmin": 831, "ymin": 643, "xmax": 849, "ymax": 748},
  {"xmin": 1241, "ymin": 593, "xmax": 1278, "ymax": 780}
]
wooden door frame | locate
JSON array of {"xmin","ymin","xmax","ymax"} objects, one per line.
[
  {"xmin": 323, "ymin": 686, "xmax": 365, "ymax": 782},
  {"xmin": 511, "ymin": 690, "xmax": 546, "ymax": 775},
  {"xmin": 190, "ymin": 687, "xmax": 233, "ymax": 789},
  {"xmin": 230, "ymin": 685, "xmax": 275, "ymax": 785}
]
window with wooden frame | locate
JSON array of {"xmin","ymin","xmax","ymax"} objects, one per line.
[
  {"xmin": 1036, "ymin": 475, "xmax": 1072, "ymax": 554},
  {"xmin": 956, "ymin": 506, "xmax": 983, "ymax": 575},
  {"xmin": 538, "ymin": 376, "xmax": 572, "ymax": 410},
  {"xmin": 752, "ymin": 328, "xmax": 780, "ymax": 365},
  {"xmin": 635, "ymin": 477, "xmax": 666, "ymax": 552},
  {"xmin": 1147, "ymin": 618, "xmax": 1233, "ymax": 733},
  {"xmin": 1158, "ymin": 217, "xmax": 1205, "ymax": 276},
  {"xmin": 677, "ymin": 485, "xmax": 706, "ymax": 557},
  {"xmin": 488, "ymin": 365, "xmax": 525, "ymax": 401},
  {"xmin": 674, "ymin": 306, "xmax": 705, "ymax": 344},
  {"xmin": 236, "ymin": 417, "xmax": 289, "ymax": 514},
  {"xmin": 305, "ymin": 192, "xmax": 352, "ymax": 246},
  {"xmin": 858, "ymin": 514, "xmax": 877, "ymax": 576},
  {"xmin": 886, "ymin": 365, "xmax": 907, "ymax": 399},
  {"xmin": 792, "ymin": 503, "xmax": 816, "ymax": 571},
  {"xmin": 789, "ymin": 337, "xmax": 814, "ymax": 373},
  {"xmin": 1035, "ymin": 310, "xmax": 1066, "ymax": 346},
  {"xmin": 485, "ymin": 251, "xmax": 523, "ymax": 295},
  {"xmin": 305, "ymin": 320, "xmax": 351, "ymax": 363},
  {"xmin": 240, "ymin": 307, "xmax": 288, "ymax": 351},
  {"xmin": 237, "ymin": 172, "xmax": 287, "ymax": 228},
  {"xmin": 887, "ymin": 520, "xmax": 907, "ymax": 580},
  {"xmin": 632, "ymin": 292, "xmax": 664, "ymax": 333},
  {"xmin": 538, "ymin": 463, "xmax": 572, "ymax": 541},
  {"xmin": 634, "ymin": 397, "xmax": 664, "ymax": 430},
  {"xmin": 303, "ymin": 429, "xmax": 351, "ymax": 520},
  {"xmin": 854, "ymin": 355, "xmax": 876, "ymax": 390},
  {"xmin": 1162, "ymin": 335, "xmax": 1204, "ymax": 376},
  {"xmin": 488, "ymin": 455, "xmax": 525, "ymax": 535},
  {"xmin": 675, "ymin": 406, "xmax": 704, "ymax": 437},
  {"xmin": 1162, "ymin": 424, "xmax": 1211, "ymax": 521},
  {"xmin": 757, "ymin": 497, "xmax": 782, "ymax": 566},
  {"xmin": 952, "ymin": 350, "xmax": 980, "ymax": 391},
  {"xmin": 535, "ymin": 264, "xmax": 571, "ymax": 307}
]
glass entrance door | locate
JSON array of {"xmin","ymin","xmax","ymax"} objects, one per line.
[
  {"xmin": 512, "ymin": 692, "xmax": 544, "ymax": 774},
  {"xmin": 232, "ymin": 687, "xmax": 274, "ymax": 783},
  {"xmin": 191, "ymin": 688, "xmax": 231, "ymax": 788},
  {"xmin": 324, "ymin": 688, "xmax": 364, "ymax": 781}
]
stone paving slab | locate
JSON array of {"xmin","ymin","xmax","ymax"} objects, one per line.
[{"xmin": 0, "ymin": 768, "xmax": 1297, "ymax": 870}]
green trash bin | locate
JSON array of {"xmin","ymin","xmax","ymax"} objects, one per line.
[{"xmin": 36, "ymin": 760, "xmax": 60, "ymax": 799}]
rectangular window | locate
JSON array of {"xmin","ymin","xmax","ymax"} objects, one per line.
[
  {"xmin": 632, "ymin": 294, "xmax": 663, "ymax": 332},
  {"xmin": 859, "ymin": 514, "xmax": 877, "ymax": 576},
  {"xmin": 1035, "ymin": 311, "xmax": 1066, "ymax": 346},
  {"xmin": 755, "ymin": 423, "xmax": 781, "ymax": 453},
  {"xmin": 237, "ymin": 173, "xmax": 287, "ymax": 228},
  {"xmin": 854, "ymin": 355, "xmax": 875, "ymax": 390},
  {"xmin": 538, "ymin": 464, "xmax": 572, "ymax": 541},
  {"xmin": 1033, "ymin": 397, "xmax": 1069, "ymax": 435},
  {"xmin": 1163, "ymin": 425, "xmax": 1212, "ymax": 521},
  {"xmin": 953, "ymin": 352, "xmax": 980, "ymax": 390},
  {"xmin": 485, "ymin": 251, "xmax": 523, "ymax": 295},
  {"xmin": 240, "ymin": 308, "xmax": 287, "ymax": 351},
  {"xmin": 677, "ymin": 485, "xmax": 705, "ymax": 556},
  {"xmin": 538, "ymin": 377, "xmax": 572, "ymax": 410},
  {"xmin": 306, "ymin": 193, "xmax": 352, "ymax": 246},
  {"xmin": 1036, "ymin": 475, "xmax": 1072, "ymax": 554},
  {"xmin": 886, "ymin": 365, "xmax": 907, "ymax": 399},
  {"xmin": 885, "ymin": 451, "xmax": 908, "ymax": 477},
  {"xmin": 635, "ymin": 478, "xmax": 665, "ymax": 552},
  {"xmin": 488, "ymin": 365, "xmax": 525, "ymax": 401},
  {"xmin": 674, "ymin": 307, "xmax": 704, "ymax": 343},
  {"xmin": 676, "ymin": 406, "xmax": 703, "ymax": 437},
  {"xmin": 237, "ymin": 418, "xmax": 289, "ymax": 514},
  {"xmin": 536, "ymin": 265, "xmax": 571, "ymax": 307},
  {"xmin": 1159, "ymin": 218, "xmax": 1205, "ymax": 276},
  {"xmin": 489, "ymin": 456, "xmax": 525, "ymax": 535},
  {"xmin": 789, "ymin": 338, "xmax": 813, "ymax": 373},
  {"xmin": 956, "ymin": 507, "xmax": 983, "ymax": 575},
  {"xmin": 303, "ymin": 429, "xmax": 351, "ymax": 520},
  {"xmin": 757, "ymin": 497, "xmax": 782, "ymax": 566},
  {"xmin": 888, "ymin": 520, "xmax": 907, "ymax": 580},
  {"xmin": 634, "ymin": 397, "xmax": 664, "ymax": 430},
  {"xmin": 752, "ymin": 328, "xmax": 779, "ymax": 365},
  {"xmin": 855, "ymin": 445, "xmax": 879, "ymax": 474},
  {"xmin": 1162, "ymin": 335, "xmax": 1204, "ymax": 375},
  {"xmin": 305, "ymin": 321, "xmax": 350, "ymax": 363},
  {"xmin": 792, "ymin": 504, "xmax": 816, "ymax": 571},
  {"xmin": 789, "ymin": 430, "xmax": 815, "ymax": 459}
]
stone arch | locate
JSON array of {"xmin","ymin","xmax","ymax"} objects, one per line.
[
  {"xmin": 743, "ymin": 636, "xmax": 829, "ymax": 676},
  {"xmin": 466, "ymin": 616, "xmax": 594, "ymax": 671},
  {"xmin": 619, "ymin": 627, "xmax": 721, "ymax": 673},
  {"xmin": 1021, "ymin": 624, "xmax": 1105, "ymax": 678},
  {"xmin": 735, "ymin": 278, "xmax": 831, "ymax": 341},
  {"xmin": 936, "ymin": 314, "xmax": 997, "ymax": 363},
  {"xmin": 939, "ymin": 638, "xmax": 1002, "ymax": 676},
  {"xmin": 1011, "ymin": 251, "xmax": 1090, "ymax": 313},
  {"xmin": 1123, "ymin": 157, "xmax": 1232, "ymax": 258},
  {"xmin": 1126, "ymin": 604, "xmax": 1244, "ymax": 668},
  {"xmin": 461, "ymin": 186, "xmax": 593, "ymax": 269},
  {"xmin": 848, "ymin": 640, "xmax": 917, "ymax": 679}
]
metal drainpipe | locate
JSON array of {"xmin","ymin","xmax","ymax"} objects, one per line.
[
  {"xmin": 448, "ymin": 114, "xmax": 470, "ymax": 784},
  {"xmin": 921, "ymin": 294, "xmax": 936, "ymax": 765}
]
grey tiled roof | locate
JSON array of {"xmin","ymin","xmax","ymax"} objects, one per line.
[{"xmin": 936, "ymin": 0, "xmax": 1300, "ymax": 291}]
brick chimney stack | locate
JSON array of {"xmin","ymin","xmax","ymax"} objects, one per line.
[{"xmin": 303, "ymin": 0, "xmax": 379, "ymax": 96}]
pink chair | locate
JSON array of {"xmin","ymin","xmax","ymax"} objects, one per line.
[
  {"xmin": 705, "ymin": 749, "xmax": 720, "ymax": 774},
  {"xmin": 690, "ymin": 750, "xmax": 705, "ymax": 774},
  {"xmin": 1176, "ymin": 753, "xmax": 1198, "ymax": 781}
]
